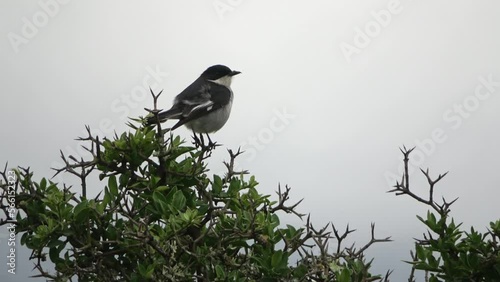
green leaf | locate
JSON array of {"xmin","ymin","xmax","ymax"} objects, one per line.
[
  {"xmin": 172, "ymin": 190, "xmax": 186, "ymax": 211},
  {"xmin": 20, "ymin": 233, "xmax": 28, "ymax": 245},
  {"xmin": 95, "ymin": 200, "xmax": 105, "ymax": 215},
  {"xmin": 47, "ymin": 239, "xmax": 64, "ymax": 248},
  {"xmin": 429, "ymin": 274, "xmax": 440, "ymax": 282},
  {"xmin": 40, "ymin": 178, "xmax": 47, "ymax": 190},
  {"xmin": 415, "ymin": 262, "xmax": 435, "ymax": 271},
  {"xmin": 249, "ymin": 175, "xmax": 259, "ymax": 187},
  {"xmin": 138, "ymin": 263, "xmax": 147, "ymax": 277},
  {"xmin": 145, "ymin": 264, "xmax": 155, "ymax": 278},
  {"xmin": 416, "ymin": 215, "xmax": 425, "ymax": 223},
  {"xmin": 119, "ymin": 173, "xmax": 130, "ymax": 187},
  {"xmin": 49, "ymin": 243, "xmax": 64, "ymax": 264},
  {"xmin": 270, "ymin": 214, "xmax": 280, "ymax": 228},
  {"xmin": 416, "ymin": 245, "xmax": 426, "ymax": 260},
  {"xmin": 271, "ymin": 251, "xmax": 283, "ymax": 268},
  {"xmin": 213, "ymin": 175, "xmax": 223, "ymax": 194},
  {"xmin": 152, "ymin": 191, "xmax": 168, "ymax": 214},
  {"xmin": 329, "ymin": 260, "xmax": 343, "ymax": 272},
  {"xmin": 102, "ymin": 187, "xmax": 111, "ymax": 208},
  {"xmin": 197, "ymin": 203, "xmax": 209, "ymax": 215},
  {"xmin": 155, "ymin": 185, "xmax": 169, "ymax": 192},
  {"xmin": 338, "ymin": 268, "xmax": 351, "ymax": 282},
  {"xmin": 293, "ymin": 264, "xmax": 307, "ymax": 278},
  {"xmin": 466, "ymin": 253, "xmax": 479, "ymax": 269},
  {"xmin": 427, "ymin": 211, "xmax": 437, "ymax": 227},
  {"xmin": 215, "ymin": 265, "xmax": 225, "ymax": 278},
  {"xmin": 73, "ymin": 200, "xmax": 89, "ymax": 221},
  {"xmin": 426, "ymin": 252, "xmax": 439, "ymax": 269},
  {"xmin": 108, "ymin": 175, "xmax": 118, "ymax": 197},
  {"xmin": 286, "ymin": 224, "xmax": 297, "ymax": 237},
  {"xmin": 227, "ymin": 179, "xmax": 241, "ymax": 195}
]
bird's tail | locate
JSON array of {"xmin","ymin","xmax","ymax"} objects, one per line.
[{"xmin": 145, "ymin": 108, "xmax": 182, "ymax": 125}]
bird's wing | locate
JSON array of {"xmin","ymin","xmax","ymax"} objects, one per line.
[
  {"xmin": 146, "ymin": 79, "xmax": 208, "ymax": 125},
  {"xmin": 146, "ymin": 105, "xmax": 182, "ymax": 125},
  {"xmin": 170, "ymin": 81, "xmax": 231, "ymax": 130}
]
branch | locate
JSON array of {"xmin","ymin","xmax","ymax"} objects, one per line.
[
  {"xmin": 387, "ymin": 146, "xmax": 454, "ymax": 217},
  {"xmin": 270, "ymin": 184, "xmax": 305, "ymax": 219}
]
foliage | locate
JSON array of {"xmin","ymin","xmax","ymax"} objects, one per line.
[
  {"xmin": 2, "ymin": 92, "xmax": 498, "ymax": 281},
  {"xmin": 389, "ymin": 146, "xmax": 500, "ymax": 282},
  {"xmin": 0, "ymin": 92, "xmax": 391, "ymax": 281}
]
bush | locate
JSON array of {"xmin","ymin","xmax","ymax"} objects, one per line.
[
  {"xmin": 0, "ymin": 118, "xmax": 391, "ymax": 281},
  {"xmin": 388, "ymin": 147, "xmax": 500, "ymax": 282},
  {"xmin": 1, "ymin": 93, "xmax": 498, "ymax": 281}
]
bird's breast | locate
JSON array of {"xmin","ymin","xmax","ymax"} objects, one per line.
[{"xmin": 185, "ymin": 98, "xmax": 233, "ymax": 133}]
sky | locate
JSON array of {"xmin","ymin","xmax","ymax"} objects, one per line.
[{"xmin": 1, "ymin": 0, "xmax": 500, "ymax": 281}]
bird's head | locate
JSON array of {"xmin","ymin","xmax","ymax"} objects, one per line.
[{"xmin": 201, "ymin": 65, "xmax": 241, "ymax": 87}]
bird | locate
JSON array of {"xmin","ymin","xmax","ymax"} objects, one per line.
[{"xmin": 146, "ymin": 64, "xmax": 241, "ymax": 143}]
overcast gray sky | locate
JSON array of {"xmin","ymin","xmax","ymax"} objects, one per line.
[{"xmin": 1, "ymin": 1, "xmax": 500, "ymax": 281}]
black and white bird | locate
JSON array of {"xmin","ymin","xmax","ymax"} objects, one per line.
[{"xmin": 147, "ymin": 64, "xmax": 240, "ymax": 138}]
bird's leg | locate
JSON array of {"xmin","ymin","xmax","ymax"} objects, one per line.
[
  {"xmin": 192, "ymin": 131, "xmax": 202, "ymax": 147},
  {"xmin": 206, "ymin": 134, "xmax": 218, "ymax": 148},
  {"xmin": 199, "ymin": 133, "xmax": 206, "ymax": 147},
  {"xmin": 192, "ymin": 132, "xmax": 218, "ymax": 150}
]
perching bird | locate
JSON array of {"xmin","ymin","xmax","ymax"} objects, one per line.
[{"xmin": 146, "ymin": 65, "xmax": 240, "ymax": 137}]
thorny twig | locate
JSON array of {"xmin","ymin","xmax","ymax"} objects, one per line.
[
  {"xmin": 223, "ymin": 148, "xmax": 249, "ymax": 181},
  {"xmin": 270, "ymin": 184, "xmax": 305, "ymax": 219},
  {"xmin": 387, "ymin": 146, "xmax": 456, "ymax": 217},
  {"xmin": 388, "ymin": 146, "xmax": 459, "ymax": 281}
]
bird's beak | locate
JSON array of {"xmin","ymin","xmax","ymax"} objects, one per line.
[{"xmin": 230, "ymin": 70, "xmax": 241, "ymax": 76}]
